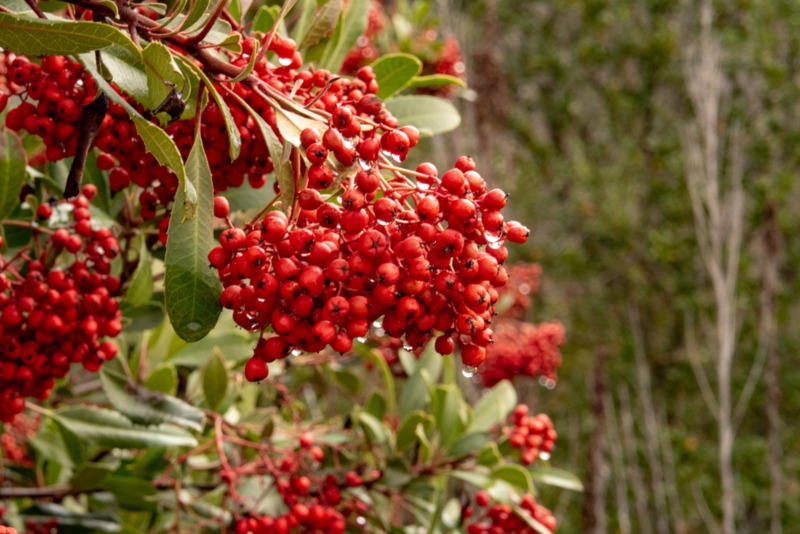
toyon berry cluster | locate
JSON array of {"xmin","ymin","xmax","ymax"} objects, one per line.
[
  {"xmin": 213, "ymin": 144, "xmax": 530, "ymax": 381},
  {"xmin": 506, "ymin": 404, "xmax": 557, "ymax": 466},
  {"xmin": 467, "ymin": 491, "xmax": 557, "ymax": 533},
  {"xmin": 0, "ymin": 189, "xmax": 121, "ymax": 423}
]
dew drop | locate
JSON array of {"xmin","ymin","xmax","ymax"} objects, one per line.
[
  {"xmin": 377, "ymin": 218, "xmax": 391, "ymax": 227},
  {"xmin": 291, "ymin": 349, "xmax": 302, "ymax": 357},
  {"xmin": 461, "ymin": 365, "xmax": 478, "ymax": 378},
  {"xmin": 372, "ymin": 319, "xmax": 383, "ymax": 328},
  {"xmin": 485, "ymin": 230, "xmax": 502, "ymax": 244},
  {"xmin": 186, "ymin": 322, "xmax": 201, "ymax": 332},
  {"xmin": 390, "ymin": 153, "xmax": 403, "ymax": 163},
  {"xmin": 358, "ymin": 158, "xmax": 372, "ymax": 170},
  {"xmin": 343, "ymin": 137, "xmax": 356, "ymax": 149},
  {"xmin": 539, "ymin": 451, "xmax": 551, "ymax": 461},
  {"xmin": 356, "ymin": 517, "xmax": 366, "ymax": 526},
  {"xmin": 356, "ymin": 336, "xmax": 367, "ymax": 343},
  {"xmin": 488, "ymin": 239, "xmax": 505, "ymax": 250},
  {"xmin": 278, "ymin": 56, "xmax": 293, "ymax": 67},
  {"xmin": 416, "ymin": 180, "xmax": 431, "ymax": 191}
]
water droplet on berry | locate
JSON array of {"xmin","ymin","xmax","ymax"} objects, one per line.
[
  {"xmin": 291, "ymin": 349, "xmax": 302, "ymax": 357},
  {"xmin": 539, "ymin": 451, "xmax": 551, "ymax": 461},
  {"xmin": 358, "ymin": 158, "xmax": 372, "ymax": 170},
  {"xmin": 462, "ymin": 365, "xmax": 477, "ymax": 378},
  {"xmin": 356, "ymin": 336, "xmax": 367, "ymax": 343},
  {"xmin": 417, "ymin": 180, "xmax": 431, "ymax": 191},
  {"xmin": 356, "ymin": 517, "xmax": 367, "ymax": 526},
  {"xmin": 372, "ymin": 319, "xmax": 383, "ymax": 328},
  {"xmin": 377, "ymin": 218, "xmax": 390, "ymax": 227},
  {"xmin": 485, "ymin": 229, "xmax": 502, "ymax": 244},
  {"xmin": 278, "ymin": 56, "xmax": 293, "ymax": 67},
  {"xmin": 390, "ymin": 153, "xmax": 403, "ymax": 163}
]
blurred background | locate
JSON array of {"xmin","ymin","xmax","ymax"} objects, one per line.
[{"xmin": 355, "ymin": 0, "xmax": 800, "ymax": 532}]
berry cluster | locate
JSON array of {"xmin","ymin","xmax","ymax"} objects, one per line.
[
  {"xmin": 0, "ymin": 413, "xmax": 38, "ymax": 466},
  {"xmin": 213, "ymin": 119, "xmax": 529, "ymax": 378},
  {"xmin": 506, "ymin": 405, "xmax": 557, "ymax": 466},
  {"xmin": 468, "ymin": 491, "xmax": 556, "ymax": 533},
  {"xmin": 229, "ymin": 434, "xmax": 371, "ymax": 533},
  {"xmin": 478, "ymin": 320, "xmax": 564, "ymax": 387},
  {"xmin": 0, "ymin": 189, "xmax": 121, "ymax": 422},
  {"xmin": 2, "ymin": 54, "xmax": 97, "ymax": 162}
]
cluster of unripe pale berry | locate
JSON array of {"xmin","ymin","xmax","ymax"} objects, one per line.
[
  {"xmin": 0, "ymin": 188, "xmax": 122, "ymax": 423},
  {"xmin": 507, "ymin": 404, "xmax": 557, "ymax": 466},
  {"xmin": 230, "ymin": 433, "xmax": 371, "ymax": 534},
  {"xmin": 467, "ymin": 491, "xmax": 557, "ymax": 533}
]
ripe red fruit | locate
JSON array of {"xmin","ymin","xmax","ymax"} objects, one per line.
[
  {"xmin": 244, "ymin": 357, "xmax": 269, "ymax": 382},
  {"xmin": 36, "ymin": 203, "xmax": 53, "ymax": 220},
  {"xmin": 213, "ymin": 196, "xmax": 230, "ymax": 218}
]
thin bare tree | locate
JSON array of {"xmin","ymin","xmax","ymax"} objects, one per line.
[{"xmin": 680, "ymin": 2, "xmax": 747, "ymax": 533}]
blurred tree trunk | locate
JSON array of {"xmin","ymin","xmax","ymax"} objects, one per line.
[
  {"xmin": 681, "ymin": 3, "xmax": 746, "ymax": 533},
  {"xmin": 581, "ymin": 349, "xmax": 609, "ymax": 534},
  {"xmin": 759, "ymin": 204, "xmax": 783, "ymax": 534}
]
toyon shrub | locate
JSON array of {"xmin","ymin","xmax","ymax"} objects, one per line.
[{"xmin": 0, "ymin": 0, "xmax": 577, "ymax": 532}]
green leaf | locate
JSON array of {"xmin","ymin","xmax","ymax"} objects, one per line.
[
  {"xmin": 432, "ymin": 384, "xmax": 462, "ymax": 447},
  {"xmin": 121, "ymin": 301, "xmax": 165, "ymax": 332},
  {"xmin": 529, "ymin": 465, "xmax": 584, "ymax": 492},
  {"xmin": 229, "ymin": 40, "xmax": 260, "ymax": 83},
  {"xmin": 384, "ymin": 95, "xmax": 461, "ymax": 136},
  {"xmin": 203, "ymin": 350, "xmax": 229, "ymax": 410},
  {"xmin": 100, "ymin": 368, "xmax": 205, "ymax": 431},
  {"xmin": 176, "ymin": 56, "xmax": 241, "ymax": 161},
  {"xmin": 371, "ymin": 53, "xmax": 422, "ymax": 99},
  {"xmin": 265, "ymin": 117, "xmax": 295, "ymax": 213},
  {"xmin": 104, "ymin": 475, "xmax": 158, "ymax": 511},
  {"xmin": 492, "ymin": 464, "xmax": 534, "ymax": 494},
  {"xmin": 318, "ymin": 0, "xmax": 370, "ymax": 72},
  {"xmin": 406, "ymin": 74, "xmax": 467, "ymax": 91},
  {"xmin": 144, "ymin": 364, "xmax": 179, "ymax": 395},
  {"xmin": 399, "ymin": 368, "xmax": 432, "ymax": 417},
  {"xmin": 125, "ymin": 242, "xmax": 154, "ymax": 307},
  {"xmin": 296, "ymin": 0, "xmax": 341, "ymax": 49},
  {"xmin": 0, "ymin": 13, "xmax": 140, "ymax": 58},
  {"xmin": 448, "ymin": 432, "xmax": 491, "ymax": 459},
  {"xmin": 70, "ymin": 462, "xmax": 116, "ymax": 491},
  {"xmin": 170, "ymin": 331, "xmax": 253, "ymax": 367},
  {"xmin": 252, "ymin": 4, "xmax": 282, "ymax": 33},
  {"xmin": 365, "ymin": 392, "xmax": 387, "ymax": 421},
  {"xmin": 99, "ymin": 44, "xmax": 149, "ymax": 107},
  {"xmin": 20, "ymin": 503, "xmax": 120, "ymax": 532},
  {"xmin": 53, "ymin": 406, "xmax": 197, "ymax": 448},
  {"xmin": 142, "ymin": 41, "xmax": 186, "ymax": 112},
  {"xmin": 357, "ymin": 410, "xmax": 389, "ymax": 444},
  {"xmin": 164, "ymin": 128, "xmax": 222, "ymax": 342},
  {"xmin": 476, "ymin": 442, "xmax": 504, "ymax": 467},
  {"xmin": 414, "ymin": 423, "xmax": 433, "ymax": 462},
  {"xmin": 0, "ymin": 130, "xmax": 26, "ymax": 221},
  {"xmin": 273, "ymin": 106, "xmax": 326, "ymax": 147},
  {"xmin": 396, "ymin": 410, "xmax": 432, "ymax": 450},
  {"xmin": 327, "ymin": 364, "xmax": 362, "ymax": 394},
  {"xmin": 468, "ymin": 380, "xmax": 517, "ymax": 433}
]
